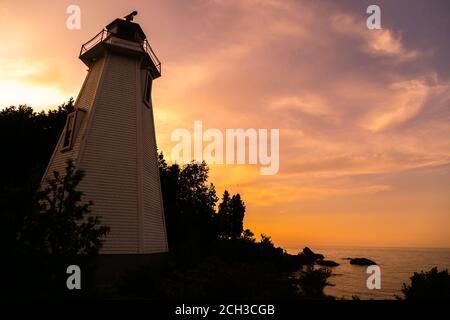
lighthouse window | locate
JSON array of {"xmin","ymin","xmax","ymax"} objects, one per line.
[
  {"xmin": 144, "ymin": 72, "xmax": 152, "ymax": 105},
  {"xmin": 62, "ymin": 112, "xmax": 76, "ymax": 150}
]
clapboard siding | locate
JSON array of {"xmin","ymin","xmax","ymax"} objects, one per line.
[
  {"xmin": 41, "ymin": 38, "xmax": 168, "ymax": 254},
  {"xmin": 141, "ymin": 76, "xmax": 168, "ymax": 252},
  {"xmin": 42, "ymin": 56, "xmax": 106, "ymax": 185},
  {"xmin": 78, "ymin": 54, "xmax": 139, "ymax": 253}
]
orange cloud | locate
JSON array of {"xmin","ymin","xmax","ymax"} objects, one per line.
[{"xmin": 331, "ymin": 12, "xmax": 418, "ymax": 62}]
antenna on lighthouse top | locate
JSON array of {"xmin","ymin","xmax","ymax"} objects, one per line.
[{"xmin": 124, "ymin": 10, "xmax": 138, "ymax": 22}]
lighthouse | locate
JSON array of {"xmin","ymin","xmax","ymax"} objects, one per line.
[{"xmin": 42, "ymin": 13, "xmax": 168, "ymax": 257}]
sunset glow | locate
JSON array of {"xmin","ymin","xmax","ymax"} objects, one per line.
[{"xmin": 1, "ymin": 0, "xmax": 449, "ymax": 249}]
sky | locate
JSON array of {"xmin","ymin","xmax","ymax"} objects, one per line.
[{"xmin": 1, "ymin": 0, "xmax": 449, "ymax": 249}]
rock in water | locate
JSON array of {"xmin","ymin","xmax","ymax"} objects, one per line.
[
  {"xmin": 317, "ymin": 260, "xmax": 340, "ymax": 267},
  {"xmin": 349, "ymin": 258, "xmax": 377, "ymax": 266},
  {"xmin": 301, "ymin": 247, "xmax": 325, "ymax": 261}
]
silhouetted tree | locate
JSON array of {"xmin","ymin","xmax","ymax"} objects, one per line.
[
  {"xmin": 3, "ymin": 158, "xmax": 109, "ymax": 298},
  {"xmin": 217, "ymin": 191, "xmax": 245, "ymax": 239},
  {"xmin": 401, "ymin": 267, "xmax": 450, "ymax": 300},
  {"xmin": 229, "ymin": 194, "xmax": 245, "ymax": 239},
  {"xmin": 158, "ymin": 152, "xmax": 248, "ymax": 259},
  {"xmin": 295, "ymin": 265, "xmax": 332, "ymax": 299},
  {"xmin": 158, "ymin": 153, "xmax": 218, "ymax": 258},
  {"xmin": 157, "ymin": 153, "xmax": 180, "ymax": 250},
  {"xmin": 217, "ymin": 190, "xmax": 232, "ymax": 238},
  {"xmin": 20, "ymin": 159, "xmax": 109, "ymax": 257},
  {"xmin": 242, "ymin": 229, "xmax": 255, "ymax": 242},
  {"xmin": 260, "ymin": 234, "xmax": 274, "ymax": 248},
  {"xmin": 0, "ymin": 100, "xmax": 74, "ymax": 256}
]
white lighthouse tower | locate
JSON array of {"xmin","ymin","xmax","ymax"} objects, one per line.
[{"xmin": 42, "ymin": 13, "xmax": 168, "ymax": 257}]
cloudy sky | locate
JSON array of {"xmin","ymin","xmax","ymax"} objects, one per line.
[{"xmin": 1, "ymin": 0, "xmax": 449, "ymax": 248}]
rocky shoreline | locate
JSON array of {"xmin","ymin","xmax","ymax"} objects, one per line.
[{"xmin": 298, "ymin": 247, "xmax": 377, "ymax": 267}]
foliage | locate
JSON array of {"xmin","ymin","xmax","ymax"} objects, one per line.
[
  {"xmin": 294, "ymin": 265, "xmax": 332, "ymax": 299},
  {"xmin": 0, "ymin": 100, "xmax": 74, "ymax": 255},
  {"xmin": 20, "ymin": 159, "xmax": 109, "ymax": 257},
  {"xmin": 158, "ymin": 154, "xmax": 218, "ymax": 258},
  {"xmin": 401, "ymin": 267, "xmax": 450, "ymax": 300},
  {"xmin": 158, "ymin": 152, "xmax": 246, "ymax": 259},
  {"xmin": 1, "ymin": 157, "xmax": 108, "ymax": 298},
  {"xmin": 217, "ymin": 191, "xmax": 246, "ymax": 239},
  {"xmin": 260, "ymin": 234, "xmax": 274, "ymax": 248},
  {"xmin": 242, "ymin": 229, "xmax": 256, "ymax": 242}
]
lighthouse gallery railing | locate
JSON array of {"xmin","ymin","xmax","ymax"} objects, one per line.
[{"xmin": 79, "ymin": 29, "xmax": 162, "ymax": 74}]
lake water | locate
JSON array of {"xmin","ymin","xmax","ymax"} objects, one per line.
[{"xmin": 288, "ymin": 246, "xmax": 450, "ymax": 300}]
